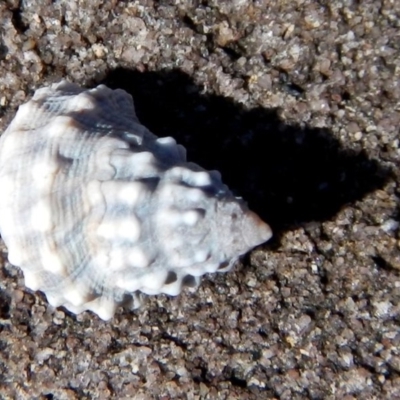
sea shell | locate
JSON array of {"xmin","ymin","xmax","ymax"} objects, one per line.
[{"xmin": 0, "ymin": 80, "xmax": 272, "ymax": 320}]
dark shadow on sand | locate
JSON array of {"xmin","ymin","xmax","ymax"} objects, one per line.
[{"xmin": 99, "ymin": 68, "xmax": 391, "ymax": 241}]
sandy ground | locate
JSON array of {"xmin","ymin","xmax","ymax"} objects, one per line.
[{"xmin": 0, "ymin": 0, "xmax": 399, "ymax": 399}]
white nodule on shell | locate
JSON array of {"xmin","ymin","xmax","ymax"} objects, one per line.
[
  {"xmin": 74, "ymin": 92, "xmax": 98, "ymax": 111},
  {"xmin": 0, "ymin": 80, "xmax": 272, "ymax": 320},
  {"xmin": 7, "ymin": 248, "xmax": 24, "ymax": 266},
  {"xmin": 158, "ymin": 208, "xmax": 202, "ymax": 228},
  {"xmin": 115, "ymin": 151, "xmax": 158, "ymax": 175},
  {"xmin": 31, "ymin": 200, "xmax": 54, "ymax": 232},
  {"xmin": 140, "ymin": 270, "xmax": 169, "ymax": 294},
  {"xmin": 116, "ymin": 276, "xmax": 141, "ymax": 292},
  {"xmin": 127, "ymin": 248, "xmax": 150, "ymax": 268},
  {"xmin": 187, "ymin": 187, "xmax": 205, "ymax": 202},
  {"xmin": 209, "ymin": 170, "xmax": 222, "ymax": 181},
  {"xmin": 157, "ymin": 136, "xmax": 176, "ymax": 146},
  {"xmin": 191, "ymin": 171, "xmax": 212, "ymax": 187},
  {"xmin": 23, "ymin": 270, "xmax": 41, "ymax": 291},
  {"xmin": 63, "ymin": 284, "xmax": 90, "ymax": 307},
  {"xmin": 87, "ymin": 180, "xmax": 103, "ymax": 207},
  {"xmin": 101, "ymin": 180, "xmax": 150, "ymax": 208},
  {"xmin": 91, "ymin": 252, "xmax": 110, "ymax": 271},
  {"xmin": 156, "ymin": 137, "xmax": 183, "ymax": 160},
  {"xmin": 194, "ymin": 250, "xmax": 209, "ymax": 263},
  {"xmin": 109, "ymin": 248, "xmax": 126, "ymax": 272},
  {"xmin": 97, "ymin": 216, "xmax": 141, "ymax": 242},
  {"xmin": 162, "ymin": 280, "xmax": 182, "ymax": 296},
  {"xmin": 41, "ymin": 245, "xmax": 66, "ymax": 275},
  {"xmin": 182, "ymin": 209, "xmax": 204, "ymax": 226},
  {"xmin": 86, "ymin": 297, "xmax": 117, "ymax": 321},
  {"xmin": 166, "ymin": 167, "xmax": 212, "ymax": 187},
  {"xmin": 46, "ymin": 292, "xmax": 64, "ymax": 307},
  {"xmin": 32, "ymin": 160, "xmax": 58, "ymax": 191},
  {"xmin": 9, "ymin": 102, "xmax": 33, "ymax": 129}
]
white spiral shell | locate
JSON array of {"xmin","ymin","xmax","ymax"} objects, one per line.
[{"xmin": 0, "ymin": 81, "xmax": 272, "ymax": 320}]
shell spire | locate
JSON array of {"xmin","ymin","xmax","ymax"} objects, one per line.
[{"xmin": 0, "ymin": 80, "xmax": 272, "ymax": 320}]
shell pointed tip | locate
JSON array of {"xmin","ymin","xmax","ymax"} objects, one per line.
[{"xmin": 245, "ymin": 210, "xmax": 272, "ymax": 248}]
